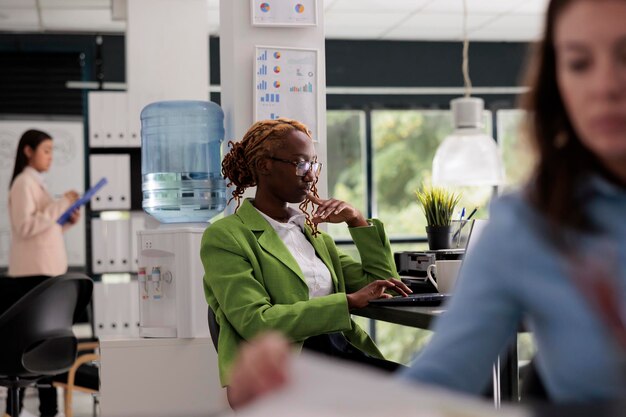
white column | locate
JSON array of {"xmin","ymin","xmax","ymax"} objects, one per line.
[
  {"xmin": 219, "ymin": 0, "xmax": 328, "ymax": 202},
  {"xmin": 126, "ymin": 0, "xmax": 210, "ymax": 139}
]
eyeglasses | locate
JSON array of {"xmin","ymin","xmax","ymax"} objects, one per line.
[{"xmin": 268, "ymin": 157, "xmax": 322, "ymax": 177}]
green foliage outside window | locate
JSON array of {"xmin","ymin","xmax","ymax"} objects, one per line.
[
  {"xmin": 499, "ymin": 109, "xmax": 536, "ymax": 191},
  {"xmin": 372, "ymin": 110, "xmax": 493, "ymax": 236},
  {"xmin": 326, "ymin": 111, "xmax": 365, "ymax": 239},
  {"xmin": 326, "ymin": 109, "xmax": 495, "ymax": 238}
]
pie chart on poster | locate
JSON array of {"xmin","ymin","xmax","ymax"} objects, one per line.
[
  {"xmin": 295, "ymin": 4, "xmax": 304, "ymax": 13},
  {"xmin": 260, "ymin": 3, "xmax": 270, "ymax": 12}
]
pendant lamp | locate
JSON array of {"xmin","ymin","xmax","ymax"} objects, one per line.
[{"xmin": 431, "ymin": 1, "xmax": 505, "ymax": 186}]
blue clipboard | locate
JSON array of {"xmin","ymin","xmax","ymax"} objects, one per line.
[{"xmin": 57, "ymin": 178, "xmax": 108, "ymax": 225}]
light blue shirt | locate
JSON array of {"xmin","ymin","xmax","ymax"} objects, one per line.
[{"xmin": 400, "ymin": 177, "xmax": 626, "ymax": 402}]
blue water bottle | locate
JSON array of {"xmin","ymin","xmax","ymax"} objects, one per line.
[{"xmin": 141, "ymin": 100, "xmax": 226, "ymax": 223}]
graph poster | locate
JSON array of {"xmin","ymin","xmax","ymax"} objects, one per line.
[
  {"xmin": 251, "ymin": 0, "xmax": 317, "ymax": 27},
  {"xmin": 254, "ymin": 46, "xmax": 319, "ymax": 141}
]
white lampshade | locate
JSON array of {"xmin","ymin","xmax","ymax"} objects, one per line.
[{"xmin": 432, "ymin": 97, "xmax": 505, "ymax": 186}]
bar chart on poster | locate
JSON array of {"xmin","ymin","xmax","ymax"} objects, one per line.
[
  {"xmin": 254, "ymin": 46, "xmax": 319, "ymax": 141},
  {"xmin": 251, "ymin": 0, "xmax": 317, "ymax": 26},
  {"xmin": 0, "ymin": 120, "xmax": 85, "ymax": 267}
]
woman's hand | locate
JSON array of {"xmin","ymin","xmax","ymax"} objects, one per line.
[
  {"xmin": 68, "ymin": 209, "xmax": 80, "ymax": 225},
  {"xmin": 346, "ymin": 278, "xmax": 413, "ymax": 309},
  {"xmin": 227, "ymin": 332, "xmax": 292, "ymax": 409},
  {"xmin": 64, "ymin": 190, "xmax": 79, "ymax": 203},
  {"xmin": 307, "ymin": 194, "xmax": 368, "ymax": 227}
]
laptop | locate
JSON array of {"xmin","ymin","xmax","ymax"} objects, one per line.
[{"xmin": 368, "ymin": 219, "xmax": 487, "ymax": 307}]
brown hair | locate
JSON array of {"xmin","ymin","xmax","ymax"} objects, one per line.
[
  {"xmin": 222, "ymin": 118, "xmax": 321, "ymax": 235},
  {"xmin": 522, "ymin": 0, "xmax": 605, "ymax": 237}
]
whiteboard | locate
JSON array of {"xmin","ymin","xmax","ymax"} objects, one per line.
[
  {"xmin": 0, "ymin": 120, "xmax": 86, "ymax": 268},
  {"xmin": 254, "ymin": 46, "xmax": 320, "ymax": 141}
]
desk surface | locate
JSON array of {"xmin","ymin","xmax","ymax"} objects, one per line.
[{"xmin": 351, "ymin": 305, "xmax": 444, "ymax": 329}]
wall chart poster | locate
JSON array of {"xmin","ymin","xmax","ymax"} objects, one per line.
[
  {"xmin": 0, "ymin": 120, "xmax": 85, "ymax": 268},
  {"xmin": 254, "ymin": 46, "xmax": 319, "ymax": 141},
  {"xmin": 251, "ymin": 0, "xmax": 317, "ymax": 27}
]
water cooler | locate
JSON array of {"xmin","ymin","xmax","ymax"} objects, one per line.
[{"xmin": 137, "ymin": 100, "xmax": 226, "ymax": 338}]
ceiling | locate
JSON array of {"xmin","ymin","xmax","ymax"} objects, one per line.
[{"xmin": 0, "ymin": 0, "xmax": 549, "ymax": 41}]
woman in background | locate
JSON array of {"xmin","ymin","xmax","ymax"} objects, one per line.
[
  {"xmin": 8, "ymin": 129, "xmax": 80, "ymax": 278},
  {"xmin": 3, "ymin": 129, "xmax": 80, "ymax": 417},
  {"xmin": 224, "ymin": 0, "xmax": 626, "ymax": 407},
  {"xmin": 200, "ymin": 118, "xmax": 410, "ymax": 407}
]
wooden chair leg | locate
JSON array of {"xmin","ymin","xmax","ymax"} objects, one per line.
[
  {"xmin": 64, "ymin": 386, "xmax": 73, "ymax": 417},
  {"xmin": 59, "ymin": 343, "xmax": 100, "ymax": 417}
]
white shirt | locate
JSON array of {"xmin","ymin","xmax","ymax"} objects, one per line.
[{"xmin": 255, "ymin": 206, "xmax": 334, "ymax": 299}]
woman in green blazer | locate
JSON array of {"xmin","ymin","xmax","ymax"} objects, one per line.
[{"xmin": 200, "ymin": 118, "xmax": 410, "ymax": 398}]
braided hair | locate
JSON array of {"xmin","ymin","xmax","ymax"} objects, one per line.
[{"xmin": 222, "ymin": 118, "xmax": 321, "ymax": 235}]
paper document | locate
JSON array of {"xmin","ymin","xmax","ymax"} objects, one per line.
[
  {"xmin": 57, "ymin": 177, "xmax": 108, "ymax": 225},
  {"xmin": 236, "ymin": 352, "xmax": 530, "ymax": 417}
]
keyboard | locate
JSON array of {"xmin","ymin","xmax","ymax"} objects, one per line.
[{"xmin": 368, "ymin": 293, "xmax": 450, "ymax": 307}]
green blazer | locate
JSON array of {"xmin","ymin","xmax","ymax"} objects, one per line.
[{"xmin": 200, "ymin": 199, "xmax": 400, "ymax": 386}]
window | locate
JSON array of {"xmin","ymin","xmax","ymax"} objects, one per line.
[
  {"xmin": 325, "ymin": 110, "xmax": 366, "ymax": 239},
  {"xmin": 327, "ymin": 108, "xmax": 496, "ymax": 362},
  {"xmin": 371, "ymin": 110, "xmax": 493, "ymax": 237},
  {"xmin": 497, "ymin": 109, "xmax": 537, "ymax": 364},
  {"xmin": 327, "ymin": 108, "xmax": 496, "ymax": 240},
  {"xmin": 498, "ymin": 109, "xmax": 536, "ymax": 191}
]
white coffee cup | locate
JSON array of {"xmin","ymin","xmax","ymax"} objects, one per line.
[{"xmin": 426, "ymin": 260, "xmax": 462, "ymax": 294}]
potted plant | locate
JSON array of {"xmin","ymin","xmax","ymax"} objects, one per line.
[{"xmin": 415, "ymin": 186, "xmax": 461, "ymax": 250}]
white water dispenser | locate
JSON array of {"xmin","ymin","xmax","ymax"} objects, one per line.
[
  {"xmin": 137, "ymin": 226, "xmax": 207, "ymax": 338},
  {"xmin": 137, "ymin": 100, "xmax": 226, "ymax": 338}
]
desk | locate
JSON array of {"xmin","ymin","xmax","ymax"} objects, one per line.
[
  {"xmin": 352, "ymin": 305, "xmax": 519, "ymax": 403},
  {"xmin": 353, "ymin": 305, "xmax": 443, "ymax": 328}
]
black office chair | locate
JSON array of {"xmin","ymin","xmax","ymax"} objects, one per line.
[
  {"xmin": 0, "ymin": 273, "xmax": 93, "ymax": 417},
  {"xmin": 207, "ymin": 306, "xmax": 220, "ymax": 352}
]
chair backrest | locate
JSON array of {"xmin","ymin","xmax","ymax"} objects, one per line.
[
  {"xmin": 0, "ymin": 273, "xmax": 93, "ymax": 378},
  {"xmin": 207, "ymin": 306, "xmax": 220, "ymax": 352}
]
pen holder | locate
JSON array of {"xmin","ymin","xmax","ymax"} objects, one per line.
[{"xmin": 451, "ymin": 219, "xmax": 471, "ymax": 249}]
